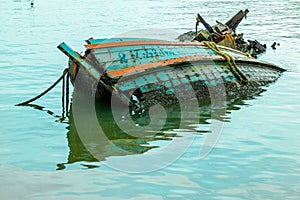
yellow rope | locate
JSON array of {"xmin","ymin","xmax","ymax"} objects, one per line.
[
  {"xmin": 203, "ymin": 41, "xmax": 248, "ymax": 84},
  {"xmin": 225, "ymin": 34, "xmax": 236, "ymax": 48},
  {"xmin": 244, "ymin": 52, "xmax": 252, "ymax": 58}
]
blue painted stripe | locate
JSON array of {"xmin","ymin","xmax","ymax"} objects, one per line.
[
  {"xmin": 58, "ymin": 42, "xmax": 101, "ymax": 79},
  {"xmin": 93, "ymin": 45, "xmax": 214, "ymax": 71},
  {"xmin": 57, "ymin": 42, "xmax": 80, "ymax": 59}
]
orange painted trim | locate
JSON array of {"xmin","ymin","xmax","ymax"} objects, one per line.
[
  {"xmin": 86, "ymin": 40, "xmax": 207, "ymax": 49},
  {"xmin": 71, "ymin": 62, "xmax": 77, "ymax": 75},
  {"xmin": 107, "ymin": 55, "xmax": 224, "ymax": 78}
]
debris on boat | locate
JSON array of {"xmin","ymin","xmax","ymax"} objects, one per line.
[{"xmin": 177, "ymin": 9, "xmax": 268, "ymax": 58}]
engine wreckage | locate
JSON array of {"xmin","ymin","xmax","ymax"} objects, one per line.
[{"xmin": 177, "ymin": 9, "xmax": 272, "ymax": 58}]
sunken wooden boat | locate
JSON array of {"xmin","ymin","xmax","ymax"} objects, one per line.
[{"xmin": 58, "ymin": 38, "xmax": 285, "ymax": 109}]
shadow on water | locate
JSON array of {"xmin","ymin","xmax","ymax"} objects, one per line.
[
  {"xmin": 52, "ymin": 88, "xmax": 266, "ymax": 170},
  {"xmin": 25, "ymin": 87, "xmax": 265, "ymax": 170}
]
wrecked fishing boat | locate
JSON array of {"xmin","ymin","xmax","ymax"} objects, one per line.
[{"xmin": 58, "ymin": 38, "xmax": 285, "ymax": 111}]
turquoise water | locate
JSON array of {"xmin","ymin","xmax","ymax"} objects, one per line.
[{"xmin": 1, "ymin": 0, "xmax": 300, "ymax": 199}]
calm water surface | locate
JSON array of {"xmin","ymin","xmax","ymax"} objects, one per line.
[{"xmin": 1, "ymin": 0, "xmax": 300, "ymax": 199}]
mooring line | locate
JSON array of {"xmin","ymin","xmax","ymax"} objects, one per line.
[
  {"xmin": 62, "ymin": 72, "xmax": 70, "ymax": 118},
  {"xmin": 16, "ymin": 68, "xmax": 69, "ymax": 106},
  {"xmin": 66, "ymin": 73, "xmax": 70, "ymax": 113},
  {"xmin": 62, "ymin": 73, "xmax": 65, "ymax": 112}
]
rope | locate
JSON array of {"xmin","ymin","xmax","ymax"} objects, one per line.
[
  {"xmin": 225, "ymin": 33, "xmax": 236, "ymax": 49},
  {"xmin": 203, "ymin": 41, "xmax": 248, "ymax": 84},
  {"xmin": 244, "ymin": 52, "xmax": 252, "ymax": 58},
  {"xmin": 16, "ymin": 68, "xmax": 69, "ymax": 106},
  {"xmin": 66, "ymin": 73, "xmax": 70, "ymax": 112},
  {"xmin": 61, "ymin": 71, "xmax": 70, "ymax": 118},
  {"xmin": 62, "ymin": 73, "xmax": 65, "ymax": 110}
]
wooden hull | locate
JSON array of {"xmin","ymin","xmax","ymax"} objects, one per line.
[
  {"xmin": 58, "ymin": 38, "xmax": 285, "ymax": 107},
  {"xmin": 113, "ymin": 60, "xmax": 282, "ymax": 106}
]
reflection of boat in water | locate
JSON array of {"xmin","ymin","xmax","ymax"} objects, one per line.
[
  {"xmin": 57, "ymin": 88, "xmax": 265, "ymax": 170},
  {"xmin": 57, "ymin": 99, "xmax": 182, "ymax": 170}
]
